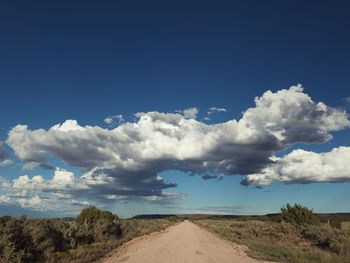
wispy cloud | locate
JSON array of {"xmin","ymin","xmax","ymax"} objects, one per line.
[
  {"xmin": 104, "ymin": 114, "xmax": 125, "ymax": 126},
  {"xmin": 207, "ymin": 107, "xmax": 227, "ymax": 115},
  {"xmin": 0, "ymin": 159, "xmax": 13, "ymax": 167},
  {"xmin": 176, "ymin": 107, "xmax": 199, "ymax": 119},
  {"xmin": 203, "ymin": 107, "xmax": 228, "ymax": 122}
]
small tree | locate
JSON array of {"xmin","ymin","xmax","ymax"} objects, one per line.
[
  {"xmin": 76, "ymin": 206, "xmax": 118, "ymax": 225},
  {"xmin": 281, "ymin": 203, "xmax": 320, "ymax": 225},
  {"xmin": 75, "ymin": 206, "xmax": 122, "ymax": 244}
]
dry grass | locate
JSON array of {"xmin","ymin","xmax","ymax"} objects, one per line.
[
  {"xmin": 193, "ymin": 219, "xmax": 350, "ymax": 263},
  {"xmin": 57, "ymin": 218, "xmax": 177, "ymax": 263},
  {"xmin": 342, "ymin": 221, "xmax": 350, "ymax": 230}
]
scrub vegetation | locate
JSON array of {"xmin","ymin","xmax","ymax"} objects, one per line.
[
  {"xmin": 193, "ymin": 204, "xmax": 350, "ymax": 263},
  {"xmin": 0, "ymin": 206, "xmax": 178, "ymax": 263},
  {"xmin": 1, "ymin": 204, "xmax": 349, "ymax": 263}
]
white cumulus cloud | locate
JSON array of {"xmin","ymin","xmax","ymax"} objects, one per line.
[
  {"xmin": 243, "ymin": 146, "xmax": 350, "ymax": 185},
  {"xmin": 0, "ymin": 195, "xmax": 11, "ymax": 204},
  {"xmin": 3, "ymin": 85, "xmax": 350, "ymax": 209}
]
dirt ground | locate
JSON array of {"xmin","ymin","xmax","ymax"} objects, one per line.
[{"xmin": 100, "ymin": 220, "xmax": 274, "ymax": 263}]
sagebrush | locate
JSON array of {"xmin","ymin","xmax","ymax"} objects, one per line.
[{"xmin": 0, "ymin": 206, "xmax": 177, "ymax": 263}]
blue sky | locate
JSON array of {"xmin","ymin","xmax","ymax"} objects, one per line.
[{"xmin": 0, "ymin": 1, "xmax": 350, "ymax": 218}]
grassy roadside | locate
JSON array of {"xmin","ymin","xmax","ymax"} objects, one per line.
[
  {"xmin": 0, "ymin": 207, "xmax": 179, "ymax": 263},
  {"xmin": 64, "ymin": 218, "xmax": 178, "ymax": 263},
  {"xmin": 193, "ymin": 219, "xmax": 350, "ymax": 263}
]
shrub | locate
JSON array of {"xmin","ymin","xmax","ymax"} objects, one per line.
[
  {"xmin": 76, "ymin": 206, "xmax": 117, "ymax": 225},
  {"xmin": 0, "ymin": 232, "xmax": 24, "ymax": 263},
  {"xmin": 75, "ymin": 206, "xmax": 122, "ymax": 244},
  {"xmin": 94, "ymin": 218, "xmax": 122, "ymax": 242},
  {"xmin": 329, "ymin": 217, "xmax": 342, "ymax": 229},
  {"xmin": 300, "ymin": 224, "xmax": 350, "ymax": 255},
  {"xmin": 0, "ymin": 218, "xmax": 35, "ymax": 262},
  {"xmin": 27, "ymin": 219, "xmax": 67, "ymax": 256},
  {"xmin": 281, "ymin": 203, "xmax": 320, "ymax": 226},
  {"xmin": 166, "ymin": 216, "xmax": 178, "ymax": 222},
  {"xmin": 0, "ymin": 207, "xmax": 177, "ymax": 262}
]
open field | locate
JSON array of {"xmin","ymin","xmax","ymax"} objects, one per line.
[{"xmin": 193, "ymin": 219, "xmax": 350, "ymax": 263}]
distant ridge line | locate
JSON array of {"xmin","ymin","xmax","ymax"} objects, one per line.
[{"xmin": 131, "ymin": 212, "xmax": 350, "ymax": 220}]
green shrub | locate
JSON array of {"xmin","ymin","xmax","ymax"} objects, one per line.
[
  {"xmin": 74, "ymin": 206, "xmax": 122, "ymax": 245},
  {"xmin": 27, "ymin": 219, "xmax": 67, "ymax": 256},
  {"xmin": 166, "ymin": 216, "xmax": 178, "ymax": 222},
  {"xmin": 0, "ymin": 232, "xmax": 24, "ymax": 263},
  {"xmin": 281, "ymin": 203, "xmax": 320, "ymax": 226},
  {"xmin": 0, "ymin": 218, "xmax": 36, "ymax": 262},
  {"xmin": 76, "ymin": 206, "xmax": 117, "ymax": 225},
  {"xmin": 94, "ymin": 218, "xmax": 122, "ymax": 242},
  {"xmin": 329, "ymin": 218, "xmax": 342, "ymax": 229}
]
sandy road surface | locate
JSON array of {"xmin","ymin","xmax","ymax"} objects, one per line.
[{"xmin": 100, "ymin": 220, "xmax": 273, "ymax": 263}]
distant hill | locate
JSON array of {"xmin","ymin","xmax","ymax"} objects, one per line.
[
  {"xmin": 132, "ymin": 214, "xmax": 269, "ymax": 220},
  {"xmin": 132, "ymin": 213, "xmax": 350, "ymax": 221}
]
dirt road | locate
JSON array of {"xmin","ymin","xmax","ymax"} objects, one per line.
[{"xmin": 101, "ymin": 220, "xmax": 272, "ymax": 263}]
